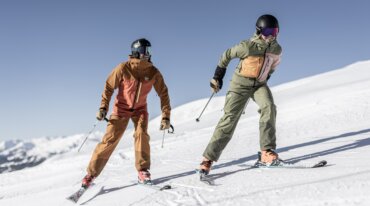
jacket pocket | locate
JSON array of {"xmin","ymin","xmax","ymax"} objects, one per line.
[{"xmin": 240, "ymin": 56, "xmax": 264, "ymax": 78}]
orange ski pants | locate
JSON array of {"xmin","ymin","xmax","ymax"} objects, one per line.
[{"xmin": 87, "ymin": 113, "xmax": 150, "ymax": 177}]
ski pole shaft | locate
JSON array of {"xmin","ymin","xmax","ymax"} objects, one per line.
[
  {"xmin": 161, "ymin": 130, "xmax": 165, "ymax": 148},
  {"xmin": 196, "ymin": 92, "xmax": 215, "ymax": 122},
  {"xmin": 78, "ymin": 117, "xmax": 108, "ymax": 152},
  {"xmin": 161, "ymin": 124, "xmax": 174, "ymax": 149}
]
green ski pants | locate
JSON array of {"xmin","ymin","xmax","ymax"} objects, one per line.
[{"xmin": 203, "ymin": 76, "xmax": 277, "ymax": 161}]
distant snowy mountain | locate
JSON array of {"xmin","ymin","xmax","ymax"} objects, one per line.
[
  {"xmin": 1, "ymin": 60, "xmax": 370, "ymax": 205},
  {"xmin": 0, "ymin": 134, "xmax": 102, "ymax": 173}
]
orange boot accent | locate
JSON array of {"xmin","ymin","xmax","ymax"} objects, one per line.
[
  {"xmin": 199, "ymin": 159, "xmax": 213, "ymax": 175},
  {"xmin": 261, "ymin": 149, "xmax": 279, "ymax": 164}
]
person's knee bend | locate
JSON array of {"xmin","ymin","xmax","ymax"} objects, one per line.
[{"xmin": 259, "ymin": 103, "xmax": 276, "ymax": 114}]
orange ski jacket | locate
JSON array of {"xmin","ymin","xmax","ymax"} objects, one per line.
[{"xmin": 99, "ymin": 60, "xmax": 171, "ymax": 119}]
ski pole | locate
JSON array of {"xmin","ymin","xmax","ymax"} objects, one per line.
[
  {"xmin": 161, "ymin": 124, "xmax": 174, "ymax": 148},
  {"xmin": 196, "ymin": 92, "xmax": 215, "ymax": 122},
  {"xmin": 77, "ymin": 117, "xmax": 108, "ymax": 152},
  {"xmin": 161, "ymin": 130, "xmax": 165, "ymax": 148}
]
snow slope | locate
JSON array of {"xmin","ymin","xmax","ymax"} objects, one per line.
[{"xmin": 1, "ymin": 60, "xmax": 370, "ymax": 205}]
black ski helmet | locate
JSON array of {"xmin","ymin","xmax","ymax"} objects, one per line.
[
  {"xmin": 256, "ymin": 14, "xmax": 279, "ymax": 35},
  {"xmin": 131, "ymin": 38, "xmax": 151, "ymax": 58}
]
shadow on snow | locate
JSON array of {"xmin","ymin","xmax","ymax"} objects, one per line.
[
  {"xmin": 81, "ymin": 128, "xmax": 370, "ymax": 199},
  {"xmin": 155, "ymin": 128, "xmax": 370, "ymax": 183},
  {"xmin": 79, "ymin": 183, "xmax": 137, "ymax": 205}
]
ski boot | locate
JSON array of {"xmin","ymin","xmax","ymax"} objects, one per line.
[
  {"xmin": 138, "ymin": 169, "xmax": 152, "ymax": 185},
  {"xmin": 199, "ymin": 159, "xmax": 213, "ymax": 175},
  {"xmin": 196, "ymin": 159, "xmax": 215, "ymax": 185},
  {"xmin": 81, "ymin": 174, "xmax": 95, "ymax": 189},
  {"xmin": 256, "ymin": 149, "xmax": 281, "ymax": 167}
]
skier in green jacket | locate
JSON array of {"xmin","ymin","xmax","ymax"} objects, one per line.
[{"xmin": 199, "ymin": 14, "xmax": 283, "ymax": 174}]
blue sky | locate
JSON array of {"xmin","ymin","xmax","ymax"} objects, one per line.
[{"xmin": 1, "ymin": 0, "xmax": 370, "ymax": 140}]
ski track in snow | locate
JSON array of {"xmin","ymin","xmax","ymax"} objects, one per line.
[{"xmin": 1, "ymin": 60, "xmax": 370, "ymax": 205}]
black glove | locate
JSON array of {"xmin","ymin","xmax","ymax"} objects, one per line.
[
  {"xmin": 210, "ymin": 66, "xmax": 226, "ymax": 93},
  {"xmin": 96, "ymin": 108, "xmax": 107, "ymax": 121}
]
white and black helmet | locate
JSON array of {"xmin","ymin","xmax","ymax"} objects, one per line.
[{"xmin": 131, "ymin": 38, "xmax": 151, "ymax": 58}]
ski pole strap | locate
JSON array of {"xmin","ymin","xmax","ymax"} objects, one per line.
[{"xmin": 168, "ymin": 124, "xmax": 174, "ymax": 133}]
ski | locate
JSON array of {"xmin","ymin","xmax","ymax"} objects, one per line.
[
  {"xmin": 132, "ymin": 180, "xmax": 172, "ymax": 191},
  {"xmin": 66, "ymin": 181, "xmax": 99, "ymax": 204},
  {"xmin": 252, "ymin": 159, "xmax": 327, "ymax": 169},
  {"xmin": 138, "ymin": 182, "xmax": 172, "ymax": 191},
  {"xmin": 195, "ymin": 169, "xmax": 215, "ymax": 185},
  {"xmin": 66, "ymin": 186, "xmax": 88, "ymax": 203}
]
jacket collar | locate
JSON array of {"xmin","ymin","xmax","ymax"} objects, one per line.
[{"xmin": 250, "ymin": 33, "xmax": 277, "ymax": 46}]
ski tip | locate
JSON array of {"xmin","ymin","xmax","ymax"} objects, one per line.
[
  {"xmin": 313, "ymin": 160, "xmax": 327, "ymax": 168},
  {"xmin": 66, "ymin": 197, "xmax": 78, "ymax": 203},
  {"xmin": 160, "ymin": 184, "xmax": 172, "ymax": 190},
  {"xmin": 66, "ymin": 187, "xmax": 87, "ymax": 204}
]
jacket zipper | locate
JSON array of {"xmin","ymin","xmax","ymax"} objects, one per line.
[
  {"xmin": 257, "ymin": 43, "xmax": 271, "ymax": 81},
  {"xmin": 130, "ymin": 79, "xmax": 142, "ymax": 111}
]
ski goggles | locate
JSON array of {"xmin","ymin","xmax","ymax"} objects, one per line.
[
  {"xmin": 132, "ymin": 46, "xmax": 151, "ymax": 56},
  {"xmin": 261, "ymin": 27, "xmax": 279, "ymax": 37}
]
